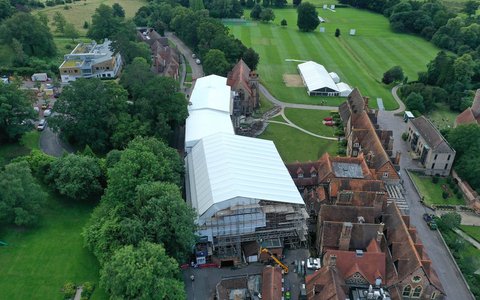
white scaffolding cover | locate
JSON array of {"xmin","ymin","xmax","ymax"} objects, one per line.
[{"xmin": 187, "ymin": 132, "xmax": 304, "ymax": 217}]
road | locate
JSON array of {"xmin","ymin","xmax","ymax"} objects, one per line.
[
  {"xmin": 377, "ymin": 110, "xmax": 474, "ymax": 300},
  {"xmin": 165, "ymin": 32, "xmax": 204, "ymax": 80},
  {"xmin": 39, "ymin": 126, "xmax": 73, "ymax": 157}
]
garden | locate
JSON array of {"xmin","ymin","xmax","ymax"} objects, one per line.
[{"xmin": 409, "ymin": 171, "xmax": 465, "ymax": 206}]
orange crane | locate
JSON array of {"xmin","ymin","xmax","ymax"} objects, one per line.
[{"xmin": 260, "ymin": 247, "xmax": 289, "ymax": 274}]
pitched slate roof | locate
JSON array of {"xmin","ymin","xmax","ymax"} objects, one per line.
[
  {"xmin": 262, "ymin": 266, "xmax": 283, "ymax": 300},
  {"xmin": 410, "ymin": 116, "xmax": 455, "ymax": 153}
]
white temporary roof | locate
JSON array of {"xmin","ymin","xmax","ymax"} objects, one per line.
[
  {"xmin": 185, "ymin": 109, "xmax": 234, "ymax": 150},
  {"xmin": 187, "ymin": 132, "xmax": 304, "ymax": 216},
  {"xmin": 337, "ymin": 82, "xmax": 352, "ymax": 92},
  {"xmin": 189, "ymin": 75, "xmax": 232, "ymax": 114},
  {"xmin": 329, "ymin": 72, "xmax": 340, "ymax": 83},
  {"xmin": 298, "ymin": 61, "xmax": 339, "ymax": 93}
]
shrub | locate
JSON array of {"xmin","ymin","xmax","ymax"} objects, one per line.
[
  {"xmin": 63, "ymin": 282, "xmax": 76, "ymax": 299},
  {"xmin": 81, "ymin": 282, "xmax": 95, "ymax": 298},
  {"xmin": 432, "ymin": 175, "xmax": 439, "ymax": 184},
  {"xmin": 401, "ymin": 132, "xmax": 408, "ymax": 141},
  {"xmin": 65, "ymin": 44, "xmax": 72, "ymax": 50},
  {"xmin": 449, "ymin": 181, "xmax": 455, "ymax": 189},
  {"xmin": 453, "ymin": 186, "xmax": 459, "ymax": 194},
  {"xmin": 45, "ymin": 0, "xmax": 55, "ymax": 6},
  {"xmin": 456, "ymin": 193, "xmax": 463, "ymax": 199},
  {"xmin": 337, "ymin": 148, "xmax": 346, "ymax": 155},
  {"xmin": 55, "ymin": 0, "xmax": 65, "ymax": 4},
  {"xmin": 65, "ymin": 0, "xmax": 72, "ymax": 2},
  {"xmin": 281, "ymin": 19, "xmax": 287, "ymax": 26},
  {"xmin": 442, "ymin": 191, "xmax": 449, "ymax": 199}
]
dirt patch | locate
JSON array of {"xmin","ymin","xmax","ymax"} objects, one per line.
[{"xmin": 283, "ymin": 74, "xmax": 304, "ymax": 87}]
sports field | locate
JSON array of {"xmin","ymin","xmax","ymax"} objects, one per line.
[{"xmin": 228, "ymin": 7, "xmax": 440, "ymax": 110}]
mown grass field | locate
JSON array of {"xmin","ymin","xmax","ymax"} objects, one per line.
[
  {"xmin": 409, "ymin": 171, "xmax": 465, "ymax": 206},
  {"xmin": 260, "ymin": 122, "xmax": 338, "ymax": 162},
  {"xmin": 0, "ymin": 190, "xmax": 107, "ymax": 300},
  {"xmin": 460, "ymin": 225, "xmax": 480, "ymax": 243},
  {"xmin": 228, "ymin": 7, "xmax": 440, "ymax": 110},
  {"xmin": 36, "ymin": 0, "xmax": 146, "ymax": 35},
  {"xmin": 284, "ymin": 108, "xmax": 336, "ymax": 137},
  {"xmin": 0, "ymin": 131, "xmax": 40, "ymax": 167}
]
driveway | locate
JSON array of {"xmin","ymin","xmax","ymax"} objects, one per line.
[
  {"xmin": 377, "ymin": 110, "xmax": 474, "ymax": 300},
  {"xmin": 165, "ymin": 32, "xmax": 204, "ymax": 80},
  {"xmin": 39, "ymin": 126, "xmax": 73, "ymax": 157}
]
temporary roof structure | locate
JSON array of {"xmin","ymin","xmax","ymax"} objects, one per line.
[
  {"xmin": 187, "ymin": 132, "xmax": 304, "ymax": 219},
  {"xmin": 189, "ymin": 75, "xmax": 232, "ymax": 114},
  {"xmin": 336, "ymin": 82, "xmax": 353, "ymax": 97},
  {"xmin": 329, "ymin": 72, "xmax": 340, "ymax": 83},
  {"xmin": 297, "ymin": 61, "xmax": 339, "ymax": 95},
  {"xmin": 185, "ymin": 109, "xmax": 234, "ymax": 151}
]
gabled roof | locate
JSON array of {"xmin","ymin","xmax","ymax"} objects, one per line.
[
  {"xmin": 185, "ymin": 109, "xmax": 234, "ymax": 149},
  {"xmin": 188, "ymin": 133, "xmax": 304, "ymax": 216},
  {"xmin": 262, "ymin": 266, "xmax": 283, "ymax": 300},
  {"xmin": 471, "ymin": 89, "xmax": 480, "ymax": 117},
  {"xmin": 305, "ymin": 266, "xmax": 348, "ymax": 300},
  {"xmin": 456, "ymin": 89, "xmax": 480, "ymax": 126},
  {"xmin": 329, "ymin": 178, "xmax": 385, "ymax": 198},
  {"xmin": 227, "ymin": 59, "xmax": 253, "ymax": 95},
  {"xmin": 298, "ymin": 61, "xmax": 339, "ymax": 93},
  {"xmin": 410, "ymin": 116, "xmax": 455, "ymax": 153},
  {"xmin": 189, "ymin": 75, "xmax": 232, "ymax": 114}
]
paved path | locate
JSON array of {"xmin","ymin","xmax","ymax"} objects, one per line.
[
  {"xmin": 391, "ymin": 84, "xmax": 406, "ymax": 114},
  {"xmin": 454, "ymin": 228, "xmax": 480, "ymax": 250},
  {"xmin": 39, "ymin": 125, "xmax": 73, "ymax": 157},
  {"xmin": 166, "ymin": 32, "xmax": 204, "ymax": 80},
  {"xmin": 377, "ymin": 110, "xmax": 474, "ymax": 300}
]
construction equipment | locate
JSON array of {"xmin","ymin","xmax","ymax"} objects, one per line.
[{"xmin": 260, "ymin": 247, "xmax": 289, "ymax": 274}]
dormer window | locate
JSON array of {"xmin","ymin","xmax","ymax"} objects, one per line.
[
  {"xmin": 383, "ymin": 172, "xmax": 389, "ymax": 178},
  {"xmin": 311, "ymin": 171, "xmax": 317, "ymax": 177},
  {"xmin": 354, "ymin": 142, "xmax": 359, "ymax": 148},
  {"xmin": 298, "ymin": 173, "xmax": 304, "ymax": 178}
]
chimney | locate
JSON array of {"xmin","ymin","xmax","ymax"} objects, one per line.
[
  {"xmin": 394, "ymin": 151, "xmax": 401, "ymax": 165},
  {"xmin": 363, "ymin": 96, "xmax": 369, "ymax": 110},
  {"xmin": 338, "ymin": 222, "xmax": 353, "ymax": 251},
  {"xmin": 329, "ymin": 254, "xmax": 337, "ymax": 267}
]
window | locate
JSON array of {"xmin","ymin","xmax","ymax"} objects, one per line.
[
  {"xmin": 444, "ymin": 163, "xmax": 448, "ymax": 170},
  {"xmin": 311, "ymin": 171, "xmax": 317, "ymax": 178},
  {"xmin": 434, "ymin": 154, "xmax": 438, "ymax": 160},
  {"xmin": 107, "ymin": 74, "xmax": 111, "ymax": 77},
  {"xmin": 447, "ymin": 154, "xmax": 451, "ymax": 161},
  {"xmin": 106, "ymin": 66, "xmax": 110, "ymax": 70},
  {"xmin": 354, "ymin": 142, "xmax": 359, "ymax": 148},
  {"xmin": 402, "ymin": 285, "xmax": 412, "ymax": 297},
  {"xmin": 412, "ymin": 286, "xmax": 422, "ymax": 298},
  {"xmin": 412, "ymin": 275, "xmax": 421, "ymax": 283},
  {"xmin": 74, "ymin": 70, "xmax": 78, "ymax": 73},
  {"xmin": 63, "ymin": 70, "xmax": 67, "ymax": 73},
  {"xmin": 431, "ymin": 292, "xmax": 437, "ymax": 299},
  {"xmin": 383, "ymin": 172, "xmax": 389, "ymax": 178},
  {"xmin": 298, "ymin": 173, "xmax": 303, "ymax": 178},
  {"xmin": 96, "ymin": 67, "xmax": 99, "ymax": 70},
  {"xmin": 431, "ymin": 163, "xmax": 435, "ymax": 169}
]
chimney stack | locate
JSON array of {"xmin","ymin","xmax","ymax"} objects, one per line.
[
  {"xmin": 338, "ymin": 222, "xmax": 353, "ymax": 251},
  {"xmin": 329, "ymin": 254, "xmax": 337, "ymax": 267},
  {"xmin": 363, "ymin": 96, "xmax": 369, "ymax": 110},
  {"xmin": 394, "ymin": 151, "xmax": 401, "ymax": 165}
]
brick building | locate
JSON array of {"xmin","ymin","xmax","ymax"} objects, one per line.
[{"xmin": 227, "ymin": 59, "xmax": 260, "ymax": 117}]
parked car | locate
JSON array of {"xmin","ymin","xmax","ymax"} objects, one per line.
[
  {"xmin": 195, "ymin": 59, "xmax": 201, "ymax": 65},
  {"xmin": 192, "ymin": 54, "xmax": 196, "ymax": 59},
  {"xmin": 34, "ymin": 106, "xmax": 40, "ymax": 113},
  {"xmin": 324, "ymin": 117, "xmax": 333, "ymax": 121},
  {"xmin": 324, "ymin": 121, "xmax": 334, "ymax": 126},
  {"xmin": 37, "ymin": 119, "xmax": 47, "ymax": 131},
  {"xmin": 44, "ymin": 109, "xmax": 52, "ymax": 117},
  {"xmin": 422, "ymin": 213, "xmax": 438, "ymax": 230}
]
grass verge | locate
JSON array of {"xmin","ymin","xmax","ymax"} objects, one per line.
[
  {"xmin": 409, "ymin": 171, "xmax": 465, "ymax": 206},
  {"xmin": 284, "ymin": 108, "xmax": 336, "ymax": 137},
  {"xmin": 460, "ymin": 225, "xmax": 480, "ymax": 243}
]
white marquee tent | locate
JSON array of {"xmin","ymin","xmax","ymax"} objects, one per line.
[{"xmin": 298, "ymin": 61, "xmax": 339, "ymax": 96}]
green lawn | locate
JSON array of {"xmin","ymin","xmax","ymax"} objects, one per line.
[
  {"xmin": 228, "ymin": 7, "xmax": 440, "ymax": 110},
  {"xmin": 36, "ymin": 0, "xmax": 147, "ymax": 35},
  {"xmin": 409, "ymin": 171, "xmax": 465, "ymax": 206},
  {"xmin": 253, "ymin": 93, "xmax": 275, "ymax": 117},
  {"xmin": 284, "ymin": 108, "xmax": 336, "ymax": 137},
  {"xmin": 0, "ymin": 189, "xmax": 107, "ymax": 299},
  {"xmin": 0, "ymin": 131, "xmax": 40, "ymax": 167},
  {"xmin": 426, "ymin": 103, "xmax": 458, "ymax": 130},
  {"xmin": 460, "ymin": 225, "xmax": 480, "ymax": 243},
  {"xmin": 260, "ymin": 122, "xmax": 338, "ymax": 162}
]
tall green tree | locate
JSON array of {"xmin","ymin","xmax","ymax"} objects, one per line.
[
  {"xmin": 63, "ymin": 23, "xmax": 79, "ymax": 42},
  {"xmin": 250, "ymin": 3, "xmax": 263, "ymax": 19},
  {"xmin": 447, "ymin": 124, "xmax": 480, "ymax": 157},
  {"xmin": 53, "ymin": 11, "xmax": 67, "ymax": 33},
  {"xmin": 463, "ymin": 1, "xmax": 479, "ymax": 16},
  {"xmin": 46, "ymin": 154, "xmax": 105, "ymax": 201},
  {"xmin": 0, "ymin": 12, "xmax": 56, "ymax": 57},
  {"xmin": 297, "ymin": 2, "xmax": 320, "ymax": 32},
  {"xmin": 100, "ymin": 242, "xmax": 186, "ymax": 300},
  {"xmin": 0, "ymin": 161, "xmax": 46, "ymax": 226},
  {"xmin": 382, "ymin": 66, "xmax": 404, "ymax": 84},
  {"xmin": 405, "ymin": 92, "xmax": 425, "ymax": 113},
  {"xmin": 260, "ymin": 8, "xmax": 275, "ymax": 22},
  {"xmin": 453, "ymin": 54, "xmax": 475, "ymax": 85},
  {"xmin": 49, "ymin": 79, "xmax": 130, "ymax": 153},
  {"xmin": 87, "ymin": 4, "xmax": 122, "ymax": 41},
  {"xmin": 0, "ymin": 0, "xmax": 13, "ymax": 21},
  {"xmin": 112, "ymin": 3, "xmax": 125, "ymax": 18},
  {"xmin": 203, "ymin": 49, "xmax": 231, "ymax": 76},
  {"xmin": 242, "ymin": 47, "xmax": 260, "ymax": 70},
  {"xmin": 0, "ymin": 82, "xmax": 36, "ymax": 142}
]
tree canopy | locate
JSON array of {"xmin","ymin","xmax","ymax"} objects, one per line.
[
  {"xmin": 100, "ymin": 242, "xmax": 185, "ymax": 300},
  {"xmin": 297, "ymin": 2, "xmax": 320, "ymax": 32},
  {"xmin": 0, "ymin": 161, "xmax": 46, "ymax": 226},
  {"xmin": 87, "ymin": 4, "xmax": 123, "ymax": 41},
  {"xmin": 203, "ymin": 49, "xmax": 231, "ymax": 76},
  {"xmin": 382, "ymin": 66, "xmax": 404, "ymax": 84}
]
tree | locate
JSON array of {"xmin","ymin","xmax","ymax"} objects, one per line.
[
  {"xmin": 63, "ymin": 23, "xmax": 79, "ymax": 42},
  {"xmin": 273, "ymin": 0, "xmax": 286, "ymax": 8},
  {"xmin": 49, "ymin": 79, "xmax": 130, "ymax": 153},
  {"xmin": 37, "ymin": 12, "xmax": 49, "ymax": 26},
  {"xmin": 0, "ymin": 161, "xmax": 46, "ymax": 226},
  {"xmin": 382, "ymin": 66, "xmax": 404, "ymax": 84},
  {"xmin": 447, "ymin": 124, "xmax": 480, "ymax": 157},
  {"xmin": 262, "ymin": 0, "xmax": 270, "ymax": 7},
  {"xmin": 100, "ymin": 242, "xmax": 186, "ymax": 299},
  {"xmin": 250, "ymin": 4, "xmax": 263, "ymax": 20},
  {"xmin": 53, "ymin": 11, "xmax": 67, "ymax": 33},
  {"xmin": 190, "ymin": 0, "xmax": 205, "ymax": 11},
  {"xmin": 0, "ymin": 12, "xmax": 57, "ymax": 57},
  {"xmin": 260, "ymin": 8, "xmax": 275, "ymax": 22},
  {"xmin": 335, "ymin": 28, "xmax": 341, "ymax": 37},
  {"xmin": 83, "ymin": 21, "xmax": 89, "ymax": 29},
  {"xmin": 242, "ymin": 48, "xmax": 260, "ymax": 70},
  {"xmin": 0, "ymin": 0, "xmax": 13, "ymax": 21},
  {"xmin": 203, "ymin": 49, "xmax": 231, "ymax": 76},
  {"xmin": 119, "ymin": 57, "xmax": 152, "ymax": 99},
  {"xmin": 463, "ymin": 1, "xmax": 479, "ymax": 16},
  {"xmin": 112, "ymin": 3, "xmax": 125, "ymax": 18},
  {"xmin": 246, "ymin": 0, "xmax": 255, "ymax": 8},
  {"xmin": 281, "ymin": 18, "xmax": 287, "ymax": 26},
  {"xmin": 87, "ymin": 4, "xmax": 122, "ymax": 41},
  {"xmin": 46, "ymin": 154, "xmax": 104, "ymax": 201},
  {"xmin": 293, "ymin": 0, "xmax": 301, "ymax": 6},
  {"xmin": 0, "ymin": 82, "xmax": 36, "ymax": 142},
  {"xmin": 405, "ymin": 92, "xmax": 425, "ymax": 113},
  {"xmin": 453, "ymin": 54, "xmax": 474, "ymax": 85},
  {"xmin": 297, "ymin": 2, "xmax": 320, "ymax": 32},
  {"xmin": 437, "ymin": 212, "xmax": 461, "ymax": 231}
]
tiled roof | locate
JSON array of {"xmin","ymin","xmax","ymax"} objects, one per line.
[
  {"xmin": 305, "ymin": 266, "xmax": 348, "ymax": 300},
  {"xmin": 455, "ymin": 108, "xmax": 477, "ymax": 125},
  {"xmin": 262, "ymin": 266, "xmax": 283, "ymax": 300},
  {"xmin": 227, "ymin": 59, "xmax": 253, "ymax": 95},
  {"xmin": 321, "ymin": 221, "xmax": 383, "ymax": 251},
  {"xmin": 320, "ymin": 205, "xmax": 377, "ymax": 224},
  {"xmin": 329, "ymin": 178, "xmax": 385, "ymax": 198},
  {"xmin": 383, "ymin": 204, "xmax": 444, "ymax": 294},
  {"xmin": 471, "ymin": 89, "xmax": 480, "ymax": 116},
  {"xmin": 410, "ymin": 116, "xmax": 454, "ymax": 153}
]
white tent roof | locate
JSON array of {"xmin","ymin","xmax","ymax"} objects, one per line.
[
  {"xmin": 189, "ymin": 75, "xmax": 232, "ymax": 114},
  {"xmin": 336, "ymin": 82, "xmax": 352, "ymax": 92},
  {"xmin": 185, "ymin": 110, "xmax": 234, "ymax": 149},
  {"xmin": 187, "ymin": 132, "xmax": 304, "ymax": 216},
  {"xmin": 298, "ymin": 61, "xmax": 339, "ymax": 93},
  {"xmin": 329, "ymin": 72, "xmax": 340, "ymax": 83}
]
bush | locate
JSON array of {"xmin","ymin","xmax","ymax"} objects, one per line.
[
  {"xmin": 456, "ymin": 193, "xmax": 463, "ymax": 199},
  {"xmin": 449, "ymin": 181, "xmax": 456, "ymax": 189},
  {"xmin": 65, "ymin": 0, "xmax": 72, "ymax": 2},
  {"xmin": 81, "ymin": 281, "xmax": 95, "ymax": 298},
  {"xmin": 442, "ymin": 191, "xmax": 449, "ymax": 199},
  {"xmin": 63, "ymin": 282, "xmax": 76, "ymax": 299},
  {"xmin": 401, "ymin": 132, "xmax": 408, "ymax": 141},
  {"xmin": 65, "ymin": 44, "xmax": 72, "ymax": 50},
  {"xmin": 336, "ymin": 148, "xmax": 346, "ymax": 155},
  {"xmin": 432, "ymin": 175, "xmax": 439, "ymax": 184},
  {"xmin": 447, "ymin": 176, "xmax": 452, "ymax": 184},
  {"xmin": 453, "ymin": 186, "xmax": 459, "ymax": 194},
  {"xmin": 55, "ymin": 0, "xmax": 65, "ymax": 4},
  {"xmin": 45, "ymin": 0, "xmax": 55, "ymax": 6}
]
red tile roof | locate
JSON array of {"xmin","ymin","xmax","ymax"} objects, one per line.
[
  {"xmin": 305, "ymin": 266, "xmax": 348, "ymax": 300},
  {"xmin": 262, "ymin": 266, "xmax": 283, "ymax": 300},
  {"xmin": 227, "ymin": 59, "xmax": 253, "ymax": 96},
  {"xmin": 455, "ymin": 108, "xmax": 477, "ymax": 125}
]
